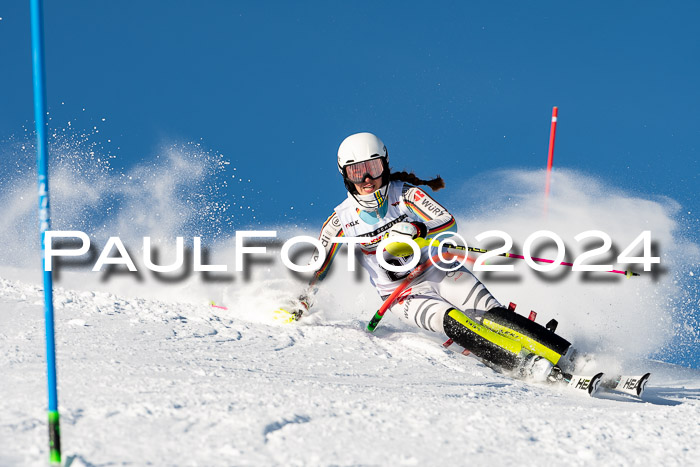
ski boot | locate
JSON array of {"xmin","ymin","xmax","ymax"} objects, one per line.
[{"xmin": 519, "ymin": 353, "xmax": 562, "ymax": 383}]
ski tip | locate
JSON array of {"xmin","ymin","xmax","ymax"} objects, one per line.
[
  {"xmin": 636, "ymin": 373, "xmax": 651, "ymax": 397},
  {"xmin": 616, "ymin": 373, "xmax": 652, "ymax": 398},
  {"xmin": 589, "ymin": 372, "xmax": 604, "ymax": 395}
]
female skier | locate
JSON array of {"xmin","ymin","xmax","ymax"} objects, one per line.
[{"xmin": 283, "ymin": 132, "xmax": 573, "ymax": 381}]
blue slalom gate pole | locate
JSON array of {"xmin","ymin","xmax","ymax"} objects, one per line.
[{"xmin": 30, "ymin": 0, "xmax": 62, "ymax": 464}]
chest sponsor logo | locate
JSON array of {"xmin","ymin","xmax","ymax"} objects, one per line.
[
  {"xmin": 345, "ymin": 220, "xmax": 359, "ymax": 228},
  {"xmin": 356, "ymin": 215, "xmax": 408, "ymax": 252},
  {"xmin": 420, "ymin": 197, "xmax": 444, "ymax": 217}
]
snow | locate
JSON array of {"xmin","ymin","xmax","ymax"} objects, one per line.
[
  {"xmin": 1, "ymin": 273, "xmax": 699, "ymax": 466},
  {"xmin": 1, "ymin": 140, "xmax": 698, "ymax": 464}
]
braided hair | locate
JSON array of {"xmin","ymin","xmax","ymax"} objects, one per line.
[
  {"xmin": 343, "ymin": 157, "xmax": 445, "ymax": 195},
  {"xmin": 390, "ymin": 170, "xmax": 445, "ymax": 192}
]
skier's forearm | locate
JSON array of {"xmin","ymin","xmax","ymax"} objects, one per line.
[
  {"xmin": 426, "ymin": 216, "xmax": 457, "ymax": 237},
  {"xmin": 403, "ymin": 185, "xmax": 457, "ymax": 237},
  {"xmin": 296, "ymin": 212, "xmax": 344, "ymax": 316}
]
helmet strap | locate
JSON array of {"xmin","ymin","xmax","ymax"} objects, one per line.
[{"xmin": 344, "ymin": 177, "xmax": 358, "ymax": 194}]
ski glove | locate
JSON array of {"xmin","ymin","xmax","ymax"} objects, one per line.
[
  {"xmin": 382, "ymin": 221, "xmax": 427, "ymax": 258},
  {"xmin": 385, "ymin": 221, "xmax": 427, "ymax": 239},
  {"xmin": 273, "ymin": 295, "xmax": 310, "ymax": 323}
]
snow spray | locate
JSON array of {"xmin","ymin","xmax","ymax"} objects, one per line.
[
  {"xmin": 448, "ymin": 168, "xmax": 699, "ymax": 368},
  {"xmin": 0, "ymin": 129, "xmax": 696, "ymax": 368}
]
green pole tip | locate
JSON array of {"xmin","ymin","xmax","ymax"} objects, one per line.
[
  {"xmin": 367, "ymin": 312, "xmax": 383, "ymax": 332},
  {"xmin": 49, "ymin": 450, "xmax": 62, "ymax": 465},
  {"xmin": 48, "ymin": 410, "xmax": 61, "ymax": 464}
]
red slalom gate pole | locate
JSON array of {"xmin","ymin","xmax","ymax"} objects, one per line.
[
  {"xmin": 544, "ymin": 106, "xmax": 558, "ymax": 214},
  {"xmin": 366, "ymin": 251, "xmax": 466, "ymax": 332}
]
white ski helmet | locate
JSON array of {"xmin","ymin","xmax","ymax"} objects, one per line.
[
  {"xmin": 337, "ymin": 132, "xmax": 390, "ymax": 212},
  {"xmin": 337, "ymin": 132, "xmax": 388, "ymax": 175}
]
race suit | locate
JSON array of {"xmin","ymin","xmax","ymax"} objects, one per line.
[
  {"xmin": 307, "ymin": 181, "xmax": 573, "ymax": 371},
  {"xmin": 309, "ymin": 181, "xmax": 501, "ymax": 334}
]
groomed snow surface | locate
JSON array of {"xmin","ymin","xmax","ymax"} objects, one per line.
[{"xmin": 2, "ymin": 274, "xmax": 699, "ymax": 466}]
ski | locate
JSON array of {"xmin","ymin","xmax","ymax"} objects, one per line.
[
  {"xmin": 600, "ymin": 373, "xmax": 651, "ymax": 398},
  {"xmin": 558, "ymin": 372, "xmax": 604, "ymax": 396},
  {"xmin": 442, "ymin": 338, "xmax": 605, "ymax": 397}
]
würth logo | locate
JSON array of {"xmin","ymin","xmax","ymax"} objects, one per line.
[{"xmin": 414, "ymin": 190, "xmax": 425, "ymax": 202}]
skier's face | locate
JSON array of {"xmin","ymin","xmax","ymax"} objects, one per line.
[{"xmin": 353, "ymin": 175, "xmax": 382, "ymax": 195}]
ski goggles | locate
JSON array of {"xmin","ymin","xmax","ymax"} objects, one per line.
[{"xmin": 344, "ymin": 158, "xmax": 385, "ymax": 184}]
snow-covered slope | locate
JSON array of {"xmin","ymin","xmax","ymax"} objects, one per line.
[
  {"xmin": 2, "ymin": 275, "xmax": 699, "ymax": 466},
  {"xmin": 1, "ymin": 142, "xmax": 697, "ymax": 464}
]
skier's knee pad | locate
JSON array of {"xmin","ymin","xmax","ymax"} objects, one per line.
[
  {"xmin": 481, "ymin": 307, "xmax": 571, "ymax": 365},
  {"xmin": 443, "ymin": 309, "xmax": 521, "ymax": 370}
]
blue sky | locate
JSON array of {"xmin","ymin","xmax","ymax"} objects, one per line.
[{"xmin": 1, "ymin": 1, "xmax": 698, "ymax": 231}]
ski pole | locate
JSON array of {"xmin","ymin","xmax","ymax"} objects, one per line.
[
  {"xmin": 448, "ymin": 244, "xmax": 639, "ymax": 277},
  {"xmin": 367, "ymin": 238, "xmax": 640, "ymax": 332},
  {"xmin": 411, "ymin": 238, "xmax": 638, "ymax": 277}
]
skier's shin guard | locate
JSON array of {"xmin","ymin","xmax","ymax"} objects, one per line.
[
  {"xmin": 481, "ymin": 307, "xmax": 571, "ymax": 366},
  {"xmin": 443, "ymin": 309, "xmax": 522, "ymax": 370}
]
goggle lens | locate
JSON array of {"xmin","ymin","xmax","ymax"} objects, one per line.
[{"xmin": 345, "ymin": 159, "xmax": 385, "ymax": 183}]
